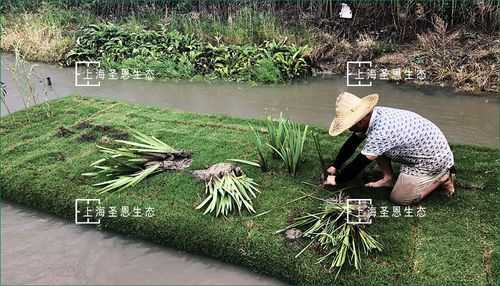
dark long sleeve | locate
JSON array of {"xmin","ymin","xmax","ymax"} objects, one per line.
[
  {"xmin": 332, "ymin": 133, "xmax": 365, "ymax": 169},
  {"xmin": 336, "ymin": 153, "xmax": 372, "ymax": 184}
]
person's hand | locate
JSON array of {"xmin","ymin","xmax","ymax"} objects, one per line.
[
  {"xmin": 323, "ymin": 175, "xmax": 337, "ymax": 187},
  {"xmin": 326, "ymin": 166, "xmax": 337, "ymax": 175}
]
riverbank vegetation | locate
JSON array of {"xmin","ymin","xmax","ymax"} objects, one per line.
[
  {"xmin": 1, "ymin": 1, "xmax": 498, "ymax": 90},
  {"xmin": 0, "ymin": 96, "xmax": 498, "ymax": 284},
  {"xmin": 64, "ymin": 23, "xmax": 312, "ymax": 82}
]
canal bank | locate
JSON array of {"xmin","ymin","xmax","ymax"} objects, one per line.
[{"xmin": 2, "ymin": 2, "xmax": 498, "ymax": 92}]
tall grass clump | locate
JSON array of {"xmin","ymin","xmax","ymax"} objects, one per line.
[
  {"xmin": 165, "ymin": 7, "xmax": 312, "ymax": 46},
  {"xmin": 266, "ymin": 115, "xmax": 308, "ymax": 176},
  {"xmin": 249, "ymin": 125, "xmax": 269, "ymax": 172},
  {"xmin": 236, "ymin": 115, "xmax": 309, "ymax": 175},
  {"xmin": 412, "ymin": 14, "xmax": 498, "ymax": 92},
  {"xmin": 266, "ymin": 113, "xmax": 287, "ymax": 152}
]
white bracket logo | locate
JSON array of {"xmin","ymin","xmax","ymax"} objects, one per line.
[
  {"xmin": 75, "ymin": 199, "xmax": 101, "ymax": 225},
  {"xmin": 346, "ymin": 198, "xmax": 372, "ymax": 225},
  {"xmin": 346, "ymin": 61, "xmax": 372, "ymax": 87},
  {"xmin": 75, "ymin": 61, "xmax": 101, "ymax": 87}
]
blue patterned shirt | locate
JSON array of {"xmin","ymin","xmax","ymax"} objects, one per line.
[{"xmin": 360, "ymin": 106, "xmax": 454, "ymax": 176}]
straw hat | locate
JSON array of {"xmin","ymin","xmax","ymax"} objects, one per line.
[{"xmin": 329, "ymin": 92, "xmax": 379, "ymax": 136}]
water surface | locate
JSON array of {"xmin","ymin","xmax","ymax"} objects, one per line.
[{"xmin": 2, "ymin": 53, "xmax": 497, "ymax": 147}]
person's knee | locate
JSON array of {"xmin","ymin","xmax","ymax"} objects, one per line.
[
  {"xmin": 389, "ymin": 192, "xmax": 404, "ymax": 205},
  {"xmin": 390, "ymin": 191, "xmax": 421, "ymax": 206}
]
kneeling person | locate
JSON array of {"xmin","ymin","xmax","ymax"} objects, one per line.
[{"xmin": 324, "ymin": 92, "xmax": 455, "ymax": 205}]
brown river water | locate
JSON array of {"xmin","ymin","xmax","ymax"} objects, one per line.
[
  {"xmin": 1, "ymin": 53, "xmax": 498, "ymax": 285},
  {"xmin": 2, "ymin": 54, "xmax": 497, "ymax": 147}
]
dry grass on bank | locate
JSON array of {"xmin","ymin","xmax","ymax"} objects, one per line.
[
  {"xmin": 310, "ymin": 32, "xmax": 391, "ymax": 72},
  {"xmin": 1, "ymin": 13, "xmax": 73, "ymax": 63},
  {"xmin": 410, "ymin": 16, "xmax": 498, "ymax": 93},
  {"xmin": 311, "ymin": 15, "xmax": 498, "ymax": 93}
]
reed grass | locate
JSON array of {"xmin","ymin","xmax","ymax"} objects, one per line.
[{"xmin": 3, "ymin": 1, "xmax": 496, "ymax": 37}]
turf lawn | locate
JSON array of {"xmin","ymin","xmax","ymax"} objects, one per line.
[{"xmin": 0, "ymin": 96, "xmax": 498, "ymax": 285}]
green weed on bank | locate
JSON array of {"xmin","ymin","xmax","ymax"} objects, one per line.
[{"xmin": 65, "ymin": 23, "xmax": 312, "ymax": 83}]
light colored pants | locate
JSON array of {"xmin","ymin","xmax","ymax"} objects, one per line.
[{"xmin": 390, "ymin": 168, "xmax": 449, "ymax": 205}]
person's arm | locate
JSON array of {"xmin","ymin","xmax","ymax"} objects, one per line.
[
  {"xmin": 335, "ymin": 153, "xmax": 375, "ymax": 184},
  {"xmin": 331, "ymin": 133, "xmax": 365, "ymax": 169}
]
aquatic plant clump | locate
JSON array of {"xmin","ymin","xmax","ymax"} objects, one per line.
[
  {"xmin": 65, "ymin": 23, "xmax": 312, "ymax": 83},
  {"xmin": 266, "ymin": 115, "xmax": 308, "ymax": 176},
  {"xmin": 196, "ymin": 172, "xmax": 260, "ymax": 217},
  {"xmin": 266, "ymin": 114, "xmax": 287, "ymax": 152},
  {"xmin": 248, "ymin": 125, "xmax": 268, "ymax": 171},
  {"xmin": 193, "ymin": 163, "xmax": 260, "ymax": 217},
  {"xmin": 243, "ymin": 115, "xmax": 308, "ymax": 175},
  {"xmin": 83, "ymin": 129, "xmax": 191, "ymax": 194},
  {"xmin": 277, "ymin": 193, "xmax": 383, "ymax": 278}
]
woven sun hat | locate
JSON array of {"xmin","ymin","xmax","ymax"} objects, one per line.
[{"xmin": 328, "ymin": 92, "xmax": 379, "ymax": 136}]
